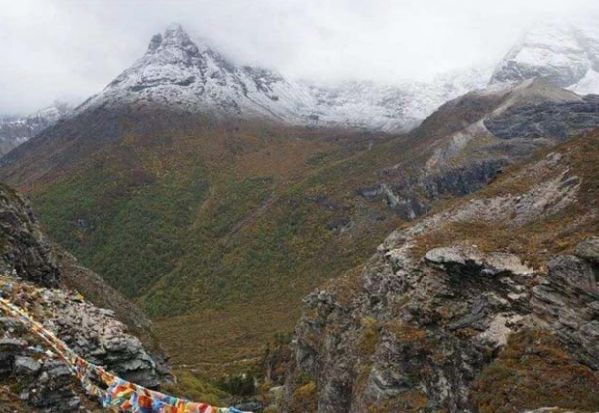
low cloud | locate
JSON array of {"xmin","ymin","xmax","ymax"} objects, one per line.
[{"xmin": 0, "ymin": 0, "xmax": 597, "ymax": 114}]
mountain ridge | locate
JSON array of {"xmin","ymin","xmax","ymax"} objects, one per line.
[
  {"xmin": 0, "ymin": 101, "xmax": 71, "ymax": 156},
  {"xmin": 73, "ymin": 23, "xmax": 491, "ymax": 133},
  {"xmin": 491, "ymin": 21, "xmax": 599, "ymax": 94}
]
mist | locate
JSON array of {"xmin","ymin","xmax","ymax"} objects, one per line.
[{"xmin": 1, "ymin": 0, "xmax": 597, "ymax": 114}]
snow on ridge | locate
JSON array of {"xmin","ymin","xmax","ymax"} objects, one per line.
[
  {"xmin": 76, "ymin": 21, "xmax": 599, "ymax": 133},
  {"xmin": 0, "ymin": 101, "xmax": 72, "ymax": 156},
  {"xmin": 78, "ymin": 24, "xmax": 491, "ymax": 132},
  {"xmin": 490, "ymin": 21, "xmax": 599, "ymax": 95}
]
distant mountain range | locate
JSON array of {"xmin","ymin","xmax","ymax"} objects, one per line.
[
  {"xmin": 0, "ymin": 102, "xmax": 71, "ymax": 155},
  {"xmin": 73, "ymin": 24, "xmax": 489, "ymax": 132},
  {"xmin": 71, "ymin": 22, "xmax": 599, "ymax": 133},
  {"xmin": 3, "ymin": 21, "xmax": 599, "ymax": 157}
]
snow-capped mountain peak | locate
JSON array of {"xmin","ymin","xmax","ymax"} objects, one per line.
[
  {"xmin": 82, "ymin": 24, "xmax": 313, "ymax": 122},
  {"xmin": 77, "ymin": 24, "xmax": 492, "ymax": 132},
  {"xmin": 148, "ymin": 23, "xmax": 203, "ymax": 53},
  {"xmin": 490, "ymin": 22, "xmax": 599, "ymax": 94}
]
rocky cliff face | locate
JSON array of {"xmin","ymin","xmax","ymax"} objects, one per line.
[
  {"xmin": 283, "ymin": 130, "xmax": 599, "ymax": 412},
  {"xmin": 357, "ymin": 79, "xmax": 599, "ymax": 221},
  {"xmin": 0, "ymin": 183, "xmax": 60, "ymax": 287},
  {"xmin": 0, "ymin": 182, "xmax": 171, "ymax": 412}
]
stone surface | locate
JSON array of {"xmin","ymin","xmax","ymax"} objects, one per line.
[
  {"xmin": 0, "ymin": 276, "xmax": 168, "ymax": 411},
  {"xmin": 575, "ymin": 236, "xmax": 599, "ymax": 265},
  {"xmin": 531, "ymin": 243, "xmax": 599, "ymax": 370},
  {"xmin": 14, "ymin": 356, "xmax": 41, "ymax": 376},
  {"xmin": 0, "ymin": 183, "xmax": 59, "ymax": 287},
  {"xmin": 425, "ymin": 246, "xmax": 533, "ymax": 277},
  {"xmin": 484, "ymin": 95, "xmax": 599, "ymax": 141}
]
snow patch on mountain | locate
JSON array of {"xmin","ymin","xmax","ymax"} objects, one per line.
[
  {"xmin": 79, "ymin": 24, "xmax": 315, "ymax": 123},
  {"xmin": 79, "ymin": 24, "xmax": 490, "ymax": 132},
  {"xmin": 570, "ymin": 69, "xmax": 599, "ymax": 96},
  {"xmin": 304, "ymin": 67, "xmax": 490, "ymax": 132},
  {"xmin": 491, "ymin": 22, "xmax": 599, "ymax": 95},
  {"xmin": 0, "ymin": 102, "xmax": 71, "ymax": 156}
]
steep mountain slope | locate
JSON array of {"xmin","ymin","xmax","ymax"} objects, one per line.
[
  {"xmin": 12, "ymin": 121, "xmax": 406, "ymax": 376},
  {"xmin": 0, "ymin": 102, "xmax": 71, "ymax": 155},
  {"xmin": 491, "ymin": 22, "xmax": 599, "ymax": 94},
  {"xmin": 355, "ymin": 79, "xmax": 599, "ymax": 220},
  {"xmin": 283, "ymin": 129, "xmax": 599, "ymax": 413}
]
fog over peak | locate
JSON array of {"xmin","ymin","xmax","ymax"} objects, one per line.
[{"xmin": 1, "ymin": 0, "xmax": 597, "ymax": 114}]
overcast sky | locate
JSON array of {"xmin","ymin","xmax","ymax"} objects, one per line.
[{"xmin": 1, "ymin": 0, "xmax": 597, "ymax": 114}]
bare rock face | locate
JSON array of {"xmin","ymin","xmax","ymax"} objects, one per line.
[
  {"xmin": 532, "ymin": 244, "xmax": 599, "ymax": 370},
  {"xmin": 425, "ymin": 246, "xmax": 533, "ymax": 277},
  {"xmin": 0, "ymin": 183, "xmax": 59, "ymax": 287},
  {"xmin": 284, "ymin": 242, "xmax": 535, "ymax": 412},
  {"xmin": 575, "ymin": 236, "xmax": 599, "ymax": 265},
  {"xmin": 484, "ymin": 95, "xmax": 599, "ymax": 141},
  {"xmin": 284, "ymin": 237, "xmax": 599, "ymax": 412},
  {"xmin": 0, "ymin": 276, "xmax": 168, "ymax": 412}
]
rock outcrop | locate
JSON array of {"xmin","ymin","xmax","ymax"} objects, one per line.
[
  {"xmin": 358, "ymin": 79, "xmax": 599, "ymax": 221},
  {"xmin": 283, "ymin": 133, "xmax": 599, "ymax": 412},
  {"xmin": 532, "ymin": 250, "xmax": 599, "ymax": 370},
  {"xmin": 0, "ymin": 183, "xmax": 59, "ymax": 287},
  {"xmin": 0, "ymin": 182, "xmax": 171, "ymax": 412},
  {"xmin": 485, "ymin": 94, "xmax": 599, "ymax": 140},
  {"xmin": 0, "ymin": 276, "xmax": 165, "ymax": 412}
]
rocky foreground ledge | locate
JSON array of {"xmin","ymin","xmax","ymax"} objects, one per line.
[
  {"xmin": 0, "ymin": 276, "xmax": 167, "ymax": 411},
  {"xmin": 0, "ymin": 182, "xmax": 171, "ymax": 412},
  {"xmin": 283, "ymin": 238, "xmax": 599, "ymax": 413}
]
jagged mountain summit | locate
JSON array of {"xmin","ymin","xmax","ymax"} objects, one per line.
[
  {"xmin": 77, "ymin": 24, "xmax": 488, "ymax": 132},
  {"xmin": 79, "ymin": 24, "xmax": 316, "ymax": 124},
  {"xmin": 491, "ymin": 21, "xmax": 599, "ymax": 94},
  {"xmin": 0, "ymin": 101, "xmax": 71, "ymax": 156},
  {"xmin": 59, "ymin": 21, "xmax": 599, "ymax": 134}
]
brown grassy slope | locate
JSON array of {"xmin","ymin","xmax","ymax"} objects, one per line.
[
  {"xmin": 7, "ymin": 118, "xmax": 409, "ymax": 376},
  {"xmin": 412, "ymin": 128, "xmax": 599, "ymax": 268},
  {"xmin": 473, "ymin": 329, "xmax": 599, "ymax": 413}
]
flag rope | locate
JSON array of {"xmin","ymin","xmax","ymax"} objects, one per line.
[{"xmin": 0, "ymin": 296, "xmax": 250, "ymax": 413}]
